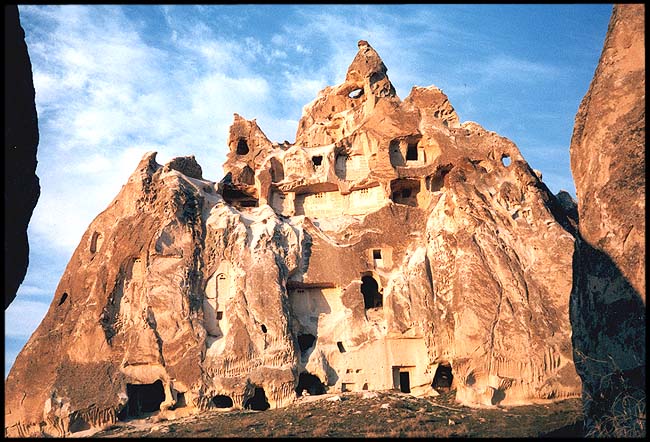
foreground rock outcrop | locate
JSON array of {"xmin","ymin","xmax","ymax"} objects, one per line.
[
  {"xmin": 5, "ymin": 40, "xmax": 581, "ymax": 437},
  {"xmin": 569, "ymin": 4, "xmax": 645, "ymax": 437},
  {"xmin": 4, "ymin": 5, "xmax": 40, "ymax": 309}
]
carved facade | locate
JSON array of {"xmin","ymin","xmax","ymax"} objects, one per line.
[{"xmin": 5, "ymin": 40, "xmax": 582, "ymax": 437}]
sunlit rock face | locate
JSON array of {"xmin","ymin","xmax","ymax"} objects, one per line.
[
  {"xmin": 568, "ymin": 4, "xmax": 645, "ymax": 437},
  {"xmin": 5, "ymin": 40, "xmax": 581, "ymax": 437}
]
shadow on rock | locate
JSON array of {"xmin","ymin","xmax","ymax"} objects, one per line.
[{"xmin": 570, "ymin": 238, "xmax": 646, "ymax": 437}]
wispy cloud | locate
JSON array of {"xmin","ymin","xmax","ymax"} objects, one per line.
[
  {"xmin": 18, "ymin": 5, "xmax": 296, "ymax": 258},
  {"xmin": 472, "ymin": 54, "xmax": 561, "ymax": 83},
  {"xmin": 5, "ymin": 300, "xmax": 50, "ymax": 338},
  {"xmin": 15, "ymin": 285, "xmax": 51, "ymax": 297}
]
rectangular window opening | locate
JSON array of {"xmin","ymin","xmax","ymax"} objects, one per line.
[{"xmin": 406, "ymin": 143, "xmax": 418, "ymax": 161}]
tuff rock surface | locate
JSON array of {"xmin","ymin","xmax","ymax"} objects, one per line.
[
  {"xmin": 4, "ymin": 5, "xmax": 40, "ymax": 309},
  {"xmin": 5, "ymin": 40, "xmax": 581, "ymax": 437},
  {"xmin": 568, "ymin": 4, "xmax": 646, "ymax": 436}
]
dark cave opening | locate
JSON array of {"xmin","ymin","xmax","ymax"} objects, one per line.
[
  {"xmin": 361, "ymin": 275, "xmax": 382, "ymax": 309},
  {"xmin": 298, "ymin": 333, "xmax": 316, "ymax": 354},
  {"xmin": 399, "ymin": 371, "xmax": 411, "ymax": 393},
  {"xmin": 118, "ymin": 380, "xmax": 165, "ymax": 420},
  {"xmin": 212, "ymin": 395, "xmax": 234, "ymax": 408},
  {"xmin": 406, "ymin": 142, "xmax": 418, "ymax": 161},
  {"xmin": 236, "ymin": 138, "xmax": 249, "ymax": 155},
  {"xmin": 432, "ymin": 363, "xmax": 454, "ymax": 393},
  {"xmin": 295, "ymin": 372, "xmax": 326, "ymax": 397},
  {"xmin": 243, "ymin": 387, "xmax": 270, "ymax": 411}
]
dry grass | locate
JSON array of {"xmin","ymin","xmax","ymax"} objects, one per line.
[
  {"xmin": 430, "ymin": 422, "xmax": 470, "ymax": 437},
  {"xmin": 585, "ymin": 392, "xmax": 646, "ymax": 438},
  {"xmin": 311, "ymin": 424, "xmax": 330, "ymax": 437}
]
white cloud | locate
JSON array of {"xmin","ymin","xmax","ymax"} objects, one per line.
[
  {"xmin": 16, "ymin": 285, "xmax": 51, "ymax": 297},
  {"xmin": 286, "ymin": 75, "xmax": 328, "ymax": 103},
  {"xmin": 5, "ymin": 300, "xmax": 50, "ymax": 338},
  {"xmin": 295, "ymin": 44, "xmax": 310, "ymax": 55},
  {"xmin": 477, "ymin": 55, "xmax": 561, "ymax": 83}
]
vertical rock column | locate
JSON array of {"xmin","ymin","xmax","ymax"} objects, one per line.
[{"xmin": 569, "ymin": 4, "xmax": 645, "ymax": 437}]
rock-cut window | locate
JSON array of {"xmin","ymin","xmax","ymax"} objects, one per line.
[
  {"xmin": 236, "ymin": 138, "xmax": 249, "ymax": 155},
  {"xmin": 406, "ymin": 143, "xmax": 418, "ymax": 161}
]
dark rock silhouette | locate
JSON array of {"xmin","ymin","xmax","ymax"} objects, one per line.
[{"xmin": 4, "ymin": 5, "xmax": 41, "ymax": 309}]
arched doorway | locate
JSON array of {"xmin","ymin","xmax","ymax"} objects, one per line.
[
  {"xmin": 244, "ymin": 387, "xmax": 270, "ymax": 411},
  {"xmin": 361, "ymin": 275, "xmax": 382, "ymax": 309},
  {"xmin": 432, "ymin": 363, "xmax": 454, "ymax": 393},
  {"xmin": 212, "ymin": 395, "xmax": 234, "ymax": 408},
  {"xmin": 118, "ymin": 380, "xmax": 165, "ymax": 420},
  {"xmin": 295, "ymin": 372, "xmax": 326, "ymax": 397}
]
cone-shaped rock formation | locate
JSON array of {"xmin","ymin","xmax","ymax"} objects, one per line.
[{"xmin": 5, "ymin": 41, "xmax": 581, "ymax": 437}]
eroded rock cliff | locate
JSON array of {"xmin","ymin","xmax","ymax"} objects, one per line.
[
  {"xmin": 5, "ymin": 40, "xmax": 581, "ymax": 437},
  {"xmin": 569, "ymin": 4, "xmax": 645, "ymax": 437},
  {"xmin": 4, "ymin": 5, "xmax": 40, "ymax": 309}
]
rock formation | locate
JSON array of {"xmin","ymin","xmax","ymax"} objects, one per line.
[
  {"xmin": 5, "ymin": 40, "xmax": 582, "ymax": 437},
  {"xmin": 4, "ymin": 5, "xmax": 40, "ymax": 309},
  {"xmin": 568, "ymin": 4, "xmax": 645, "ymax": 437}
]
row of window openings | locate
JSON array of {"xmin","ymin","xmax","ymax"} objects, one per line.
[
  {"xmin": 291, "ymin": 153, "xmax": 505, "ymax": 189},
  {"xmin": 295, "ymin": 182, "xmax": 418, "ymax": 203},
  {"xmin": 310, "ymin": 187, "xmax": 371, "ymax": 199},
  {"xmin": 113, "ymin": 369, "xmax": 453, "ymax": 422},
  {"xmin": 238, "ymin": 139, "xmax": 509, "ymax": 177}
]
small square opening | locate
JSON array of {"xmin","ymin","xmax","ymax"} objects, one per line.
[{"xmin": 373, "ymin": 249, "xmax": 382, "ymax": 259}]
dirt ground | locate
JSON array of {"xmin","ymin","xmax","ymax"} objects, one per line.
[{"xmin": 87, "ymin": 390, "xmax": 584, "ymax": 438}]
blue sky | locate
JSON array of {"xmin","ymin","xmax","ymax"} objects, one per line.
[{"xmin": 5, "ymin": 4, "xmax": 613, "ymax": 376}]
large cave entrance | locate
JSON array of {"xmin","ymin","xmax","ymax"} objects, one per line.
[
  {"xmin": 432, "ymin": 363, "xmax": 454, "ymax": 393},
  {"xmin": 295, "ymin": 372, "xmax": 326, "ymax": 397},
  {"xmin": 212, "ymin": 395, "xmax": 234, "ymax": 408},
  {"xmin": 244, "ymin": 387, "xmax": 270, "ymax": 411},
  {"xmin": 118, "ymin": 380, "xmax": 165, "ymax": 420}
]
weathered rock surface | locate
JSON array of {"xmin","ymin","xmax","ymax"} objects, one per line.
[
  {"xmin": 5, "ymin": 41, "xmax": 581, "ymax": 437},
  {"xmin": 568, "ymin": 4, "xmax": 645, "ymax": 437},
  {"xmin": 4, "ymin": 5, "xmax": 40, "ymax": 309}
]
